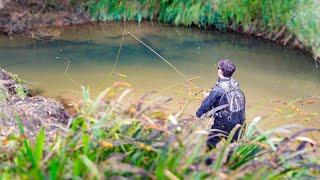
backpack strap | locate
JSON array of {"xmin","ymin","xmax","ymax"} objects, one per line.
[{"xmin": 200, "ymin": 104, "xmax": 229, "ymax": 119}]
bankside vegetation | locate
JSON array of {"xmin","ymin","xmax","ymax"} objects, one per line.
[{"xmin": 0, "ymin": 79, "xmax": 320, "ymax": 179}]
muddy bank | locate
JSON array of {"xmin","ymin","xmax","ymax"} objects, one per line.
[
  {"xmin": 0, "ymin": 68, "xmax": 69, "ymax": 140},
  {"xmin": 0, "ymin": 0, "xmax": 90, "ymax": 35}
]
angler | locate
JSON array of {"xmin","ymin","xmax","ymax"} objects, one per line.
[{"xmin": 196, "ymin": 59, "xmax": 246, "ymax": 150}]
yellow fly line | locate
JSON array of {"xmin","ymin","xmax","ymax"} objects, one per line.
[{"xmin": 126, "ymin": 30, "xmax": 187, "ymax": 81}]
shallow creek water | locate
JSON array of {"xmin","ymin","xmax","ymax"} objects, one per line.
[{"xmin": 0, "ymin": 22, "xmax": 319, "ymax": 131}]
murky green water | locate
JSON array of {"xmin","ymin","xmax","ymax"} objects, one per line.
[{"xmin": 0, "ymin": 22, "xmax": 319, "ymax": 129}]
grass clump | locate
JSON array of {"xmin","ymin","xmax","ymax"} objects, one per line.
[
  {"xmin": 86, "ymin": 0, "xmax": 320, "ymax": 59},
  {"xmin": 0, "ymin": 82, "xmax": 319, "ymax": 179}
]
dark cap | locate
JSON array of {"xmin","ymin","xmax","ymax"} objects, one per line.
[{"xmin": 218, "ymin": 59, "xmax": 236, "ymax": 78}]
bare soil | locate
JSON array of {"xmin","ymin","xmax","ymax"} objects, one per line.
[
  {"xmin": 0, "ymin": 68, "xmax": 70, "ymax": 140},
  {"xmin": 0, "ymin": 0, "xmax": 90, "ymax": 35}
]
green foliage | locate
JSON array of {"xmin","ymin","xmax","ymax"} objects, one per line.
[
  {"xmin": 215, "ymin": 0, "xmax": 320, "ymax": 57},
  {"xmin": 33, "ymin": 129, "xmax": 45, "ymax": 168},
  {"xmin": 287, "ymin": 0, "xmax": 320, "ymax": 56},
  {"xmin": 14, "ymin": 84, "xmax": 28, "ymax": 99},
  {"xmin": 10, "ymin": 73, "xmax": 26, "ymax": 84},
  {"xmin": 213, "ymin": 124, "xmax": 241, "ymax": 170},
  {"xmin": 215, "ymin": 0, "xmax": 300, "ymax": 30},
  {"xmin": 87, "ymin": 0, "xmax": 222, "ymax": 27},
  {"xmin": 0, "ymin": 85, "xmax": 319, "ymax": 178}
]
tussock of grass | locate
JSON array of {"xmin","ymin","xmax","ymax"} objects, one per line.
[{"xmin": 0, "ymin": 83, "xmax": 319, "ymax": 179}]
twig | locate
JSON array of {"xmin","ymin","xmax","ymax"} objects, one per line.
[
  {"xmin": 136, "ymin": 91, "xmax": 157, "ymax": 111},
  {"xmin": 273, "ymin": 26, "xmax": 286, "ymax": 41},
  {"xmin": 137, "ymin": 97, "xmax": 172, "ymax": 118},
  {"xmin": 44, "ymin": 123, "xmax": 70, "ymax": 133}
]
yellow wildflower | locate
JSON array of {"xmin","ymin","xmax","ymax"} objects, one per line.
[
  {"xmin": 101, "ymin": 141, "xmax": 113, "ymax": 148},
  {"xmin": 273, "ymin": 108, "xmax": 282, "ymax": 113}
]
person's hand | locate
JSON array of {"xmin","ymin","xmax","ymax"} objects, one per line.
[{"xmin": 202, "ymin": 91, "xmax": 209, "ymax": 97}]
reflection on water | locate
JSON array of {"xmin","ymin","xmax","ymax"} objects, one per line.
[{"xmin": 0, "ymin": 22, "xmax": 319, "ymax": 129}]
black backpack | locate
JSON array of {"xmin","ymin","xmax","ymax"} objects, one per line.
[{"xmin": 217, "ymin": 81, "xmax": 245, "ymax": 122}]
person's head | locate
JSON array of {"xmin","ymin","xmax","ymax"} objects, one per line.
[{"xmin": 217, "ymin": 59, "xmax": 236, "ymax": 78}]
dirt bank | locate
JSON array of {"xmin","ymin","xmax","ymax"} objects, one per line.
[
  {"xmin": 0, "ymin": 68, "xmax": 69, "ymax": 140},
  {"xmin": 0, "ymin": 0, "xmax": 90, "ymax": 35}
]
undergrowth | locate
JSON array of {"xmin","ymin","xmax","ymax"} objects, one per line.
[{"xmin": 0, "ymin": 82, "xmax": 319, "ymax": 179}]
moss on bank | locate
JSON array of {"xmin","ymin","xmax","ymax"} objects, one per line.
[{"xmin": 87, "ymin": 0, "xmax": 320, "ymax": 60}]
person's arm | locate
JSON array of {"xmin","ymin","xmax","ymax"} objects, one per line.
[{"xmin": 196, "ymin": 87, "xmax": 220, "ymax": 118}]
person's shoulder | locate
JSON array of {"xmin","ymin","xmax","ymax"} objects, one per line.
[{"xmin": 212, "ymin": 84, "xmax": 224, "ymax": 94}]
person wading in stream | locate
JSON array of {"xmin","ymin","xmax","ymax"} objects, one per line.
[{"xmin": 196, "ymin": 59, "xmax": 246, "ymax": 151}]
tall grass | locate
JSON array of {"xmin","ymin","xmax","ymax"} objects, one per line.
[
  {"xmin": 0, "ymin": 83, "xmax": 319, "ymax": 179},
  {"xmin": 86, "ymin": 0, "xmax": 320, "ymax": 59}
]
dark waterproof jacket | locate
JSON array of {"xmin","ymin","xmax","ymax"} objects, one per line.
[{"xmin": 196, "ymin": 78, "xmax": 245, "ymax": 126}]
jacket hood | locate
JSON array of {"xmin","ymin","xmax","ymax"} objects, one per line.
[{"xmin": 217, "ymin": 77, "xmax": 239, "ymax": 90}]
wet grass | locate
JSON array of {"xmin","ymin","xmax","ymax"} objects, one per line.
[
  {"xmin": 0, "ymin": 82, "xmax": 319, "ymax": 179},
  {"xmin": 86, "ymin": 0, "xmax": 320, "ymax": 60}
]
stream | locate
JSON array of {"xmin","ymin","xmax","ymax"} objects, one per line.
[{"xmin": 0, "ymin": 22, "xmax": 319, "ymax": 130}]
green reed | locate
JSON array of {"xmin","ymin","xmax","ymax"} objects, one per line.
[{"xmin": 0, "ymin": 84, "xmax": 319, "ymax": 179}]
